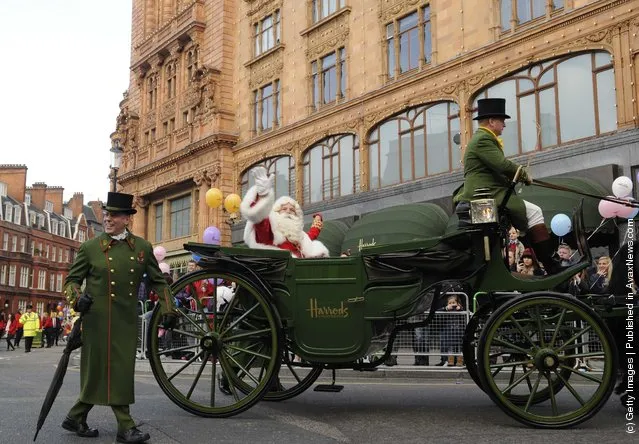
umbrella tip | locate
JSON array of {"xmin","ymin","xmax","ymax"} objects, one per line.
[{"xmin": 33, "ymin": 430, "xmax": 39, "ymax": 442}]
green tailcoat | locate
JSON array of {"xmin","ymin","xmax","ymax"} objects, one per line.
[
  {"xmin": 64, "ymin": 232, "xmax": 174, "ymax": 406},
  {"xmin": 453, "ymin": 128, "xmax": 530, "ymax": 230}
]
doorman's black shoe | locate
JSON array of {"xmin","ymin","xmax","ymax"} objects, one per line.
[
  {"xmin": 116, "ymin": 427, "xmax": 150, "ymax": 443},
  {"xmin": 61, "ymin": 416, "xmax": 99, "ymax": 438}
]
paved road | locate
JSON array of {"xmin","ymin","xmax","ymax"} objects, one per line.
[{"xmin": 0, "ymin": 346, "xmax": 633, "ymax": 444}]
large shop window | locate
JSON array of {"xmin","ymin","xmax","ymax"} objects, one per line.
[
  {"xmin": 241, "ymin": 156, "xmax": 295, "ymax": 200},
  {"xmin": 369, "ymin": 101, "xmax": 460, "ymax": 190},
  {"xmin": 386, "ymin": 6, "xmax": 431, "ymax": 79},
  {"xmin": 501, "ymin": 0, "xmax": 564, "ymax": 32},
  {"xmin": 472, "ymin": 51, "xmax": 616, "ymax": 156},
  {"xmin": 302, "ymin": 134, "xmax": 360, "ymax": 204},
  {"xmin": 170, "ymin": 195, "xmax": 191, "ymax": 239}
]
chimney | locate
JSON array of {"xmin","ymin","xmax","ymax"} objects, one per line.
[
  {"xmin": 28, "ymin": 182, "xmax": 47, "ymax": 210},
  {"xmin": 89, "ymin": 200, "xmax": 104, "ymax": 224},
  {"xmin": 0, "ymin": 164, "xmax": 28, "ymax": 202},
  {"xmin": 45, "ymin": 186, "xmax": 64, "ymax": 214},
  {"xmin": 68, "ymin": 192, "xmax": 84, "ymax": 218}
]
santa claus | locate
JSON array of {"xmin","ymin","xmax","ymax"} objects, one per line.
[{"xmin": 240, "ymin": 166, "xmax": 329, "ymax": 258}]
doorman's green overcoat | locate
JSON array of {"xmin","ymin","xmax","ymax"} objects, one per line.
[
  {"xmin": 453, "ymin": 128, "xmax": 530, "ymax": 230},
  {"xmin": 64, "ymin": 232, "xmax": 174, "ymax": 406}
]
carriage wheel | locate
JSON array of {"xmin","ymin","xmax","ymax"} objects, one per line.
[
  {"xmin": 463, "ymin": 303, "xmax": 492, "ymax": 390},
  {"xmin": 148, "ymin": 270, "xmax": 281, "ymax": 418},
  {"xmin": 477, "ymin": 293, "xmax": 617, "ymax": 428},
  {"xmin": 464, "ymin": 303, "xmax": 571, "ymax": 406},
  {"xmin": 262, "ymin": 340, "xmax": 323, "ymax": 402}
]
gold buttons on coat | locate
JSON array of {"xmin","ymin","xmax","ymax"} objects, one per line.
[
  {"xmin": 130, "ymin": 281, "xmax": 134, "ymax": 285},
  {"xmin": 130, "ymin": 269, "xmax": 134, "ymax": 273},
  {"xmin": 111, "ymin": 281, "xmax": 116, "ymax": 286},
  {"xmin": 110, "ymin": 293, "xmax": 115, "ymax": 298},
  {"xmin": 110, "ymin": 269, "xmax": 115, "ymax": 273},
  {"xmin": 129, "ymin": 293, "xmax": 133, "ymax": 296},
  {"xmin": 130, "ymin": 256, "xmax": 134, "ymax": 260},
  {"xmin": 109, "ymin": 257, "xmax": 113, "ymax": 261}
]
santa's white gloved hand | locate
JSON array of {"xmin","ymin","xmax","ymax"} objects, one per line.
[{"xmin": 252, "ymin": 166, "xmax": 275, "ymax": 196}]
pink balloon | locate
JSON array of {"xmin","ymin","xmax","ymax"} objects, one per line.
[
  {"xmin": 598, "ymin": 198, "xmax": 619, "ymax": 219},
  {"xmin": 617, "ymin": 199, "xmax": 636, "ymax": 219},
  {"xmin": 153, "ymin": 246, "xmax": 167, "ymax": 262},
  {"xmin": 158, "ymin": 262, "xmax": 170, "ymax": 274}
]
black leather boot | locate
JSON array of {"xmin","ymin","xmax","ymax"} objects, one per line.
[
  {"xmin": 116, "ymin": 427, "xmax": 150, "ymax": 443},
  {"xmin": 528, "ymin": 224, "xmax": 563, "ymax": 274},
  {"xmin": 61, "ymin": 416, "xmax": 99, "ymax": 438}
]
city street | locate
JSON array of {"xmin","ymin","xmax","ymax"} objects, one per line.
[{"xmin": 0, "ymin": 346, "xmax": 633, "ymax": 444}]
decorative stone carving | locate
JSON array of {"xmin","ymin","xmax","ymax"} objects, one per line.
[
  {"xmin": 133, "ymin": 196, "xmax": 149, "ymax": 209},
  {"xmin": 248, "ymin": 50, "xmax": 284, "ymax": 89},
  {"xmin": 144, "ymin": 110, "xmax": 157, "ymax": 129},
  {"xmin": 192, "ymin": 65, "xmax": 220, "ymax": 115},
  {"xmin": 246, "ymin": 0, "xmax": 282, "ymax": 18},
  {"xmin": 161, "ymin": 99, "xmax": 176, "ymax": 120},
  {"xmin": 378, "ymin": 0, "xmax": 426, "ymax": 23},
  {"xmin": 305, "ymin": 9, "xmax": 350, "ymax": 59},
  {"xmin": 193, "ymin": 169, "xmax": 211, "ymax": 187}
]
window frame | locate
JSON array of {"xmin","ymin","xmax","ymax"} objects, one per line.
[
  {"xmin": 311, "ymin": 47, "xmax": 346, "ymax": 111},
  {"xmin": 311, "ymin": 0, "xmax": 346, "ymax": 23},
  {"xmin": 241, "ymin": 156, "xmax": 296, "ymax": 200},
  {"xmin": 253, "ymin": 79, "xmax": 281, "ymax": 134},
  {"xmin": 254, "ymin": 9, "xmax": 281, "ymax": 57},
  {"xmin": 386, "ymin": 5, "xmax": 432, "ymax": 81},
  {"xmin": 500, "ymin": 0, "xmax": 564, "ymax": 32},
  {"xmin": 169, "ymin": 195, "xmax": 192, "ymax": 239}
]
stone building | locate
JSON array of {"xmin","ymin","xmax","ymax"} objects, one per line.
[
  {"xmin": 0, "ymin": 165, "xmax": 102, "ymax": 315},
  {"xmin": 114, "ymin": 0, "xmax": 639, "ymax": 269}
]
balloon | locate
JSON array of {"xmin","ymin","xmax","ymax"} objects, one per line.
[
  {"xmin": 158, "ymin": 262, "xmax": 170, "ymax": 274},
  {"xmin": 550, "ymin": 213, "xmax": 572, "ymax": 237},
  {"xmin": 153, "ymin": 245, "xmax": 166, "ymax": 262},
  {"xmin": 599, "ymin": 196, "xmax": 619, "ymax": 219},
  {"xmin": 224, "ymin": 193, "xmax": 241, "ymax": 213},
  {"xmin": 617, "ymin": 198, "xmax": 637, "ymax": 219},
  {"xmin": 192, "ymin": 253, "xmax": 202, "ymax": 262},
  {"xmin": 203, "ymin": 226, "xmax": 221, "ymax": 245},
  {"xmin": 612, "ymin": 176, "xmax": 633, "ymax": 198},
  {"xmin": 206, "ymin": 188, "xmax": 223, "ymax": 209}
]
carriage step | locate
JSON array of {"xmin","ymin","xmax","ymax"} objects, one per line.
[{"xmin": 314, "ymin": 384, "xmax": 344, "ymax": 393}]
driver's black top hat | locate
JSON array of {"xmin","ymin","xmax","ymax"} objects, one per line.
[
  {"xmin": 474, "ymin": 98, "xmax": 511, "ymax": 120},
  {"xmin": 103, "ymin": 192, "xmax": 137, "ymax": 215}
]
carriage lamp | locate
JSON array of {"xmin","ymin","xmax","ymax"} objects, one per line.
[{"xmin": 470, "ymin": 199, "xmax": 498, "ymax": 224}]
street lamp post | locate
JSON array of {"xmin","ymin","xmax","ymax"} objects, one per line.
[{"xmin": 110, "ymin": 138, "xmax": 124, "ymax": 192}]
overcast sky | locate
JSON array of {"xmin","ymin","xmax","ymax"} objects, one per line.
[{"xmin": 0, "ymin": 0, "xmax": 132, "ymax": 204}]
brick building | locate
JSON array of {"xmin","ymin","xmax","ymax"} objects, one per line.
[
  {"xmin": 0, "ymin": 165, "xmax": 102, "ymax": 316},
  {"xmin": 113, "ymin": 0, "xmax": 639, "ymax": 269}
]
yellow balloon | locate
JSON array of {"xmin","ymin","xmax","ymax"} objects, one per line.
[
  {"xmin": 206, "ymin": 188, "xmax": 223, "ymax": 209},
  {"xmin": 224, "ymin": 193, "xmax": 241, "ymax": 213}
]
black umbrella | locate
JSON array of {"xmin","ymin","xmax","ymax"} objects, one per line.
[{"xmin": 33, "ymin": 314, "xmax": 84, "ymax": 442}]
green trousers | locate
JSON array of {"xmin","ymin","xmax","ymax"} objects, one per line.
[{"xmin": 68, "ymin": 400, "xmax": 135, "ymax": 433}]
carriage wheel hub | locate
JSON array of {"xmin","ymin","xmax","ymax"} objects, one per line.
[
  {"xmin": 200, "ymin": 333, "xmax": 222, "ymax": 355},
  {"xmin": 534, "ymin": 348, "xmax": 559, "ymax": 371}
]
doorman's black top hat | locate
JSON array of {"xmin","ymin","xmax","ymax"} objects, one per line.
[
  {"xmin": 103, "ymin": 192, "xmax": 137, "ymax": 215},
  {"xmin": 474, "ymin": 98, "xmax": 511, "ymax": 120}
]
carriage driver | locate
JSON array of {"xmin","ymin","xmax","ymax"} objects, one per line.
[{"xmin": 453, "ymin": 98, "xmax": 560, "ymax": 274}]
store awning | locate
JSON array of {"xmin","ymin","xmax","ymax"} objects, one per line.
[
  {"xmin": 518, "ymin": 176, "xmax": 614, "ymax": 234},
  {"xmin": 340, "ymin": 203, "xmax": 450, "ymax": 255},
  {"xmin": 304, "ymin": 219, "xmax": 351, "ymax": 257}
]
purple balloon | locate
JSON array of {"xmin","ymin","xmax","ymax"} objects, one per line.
[{"xmin": 203, "ymin": 226, "xmax": 221, "ymax": 245}]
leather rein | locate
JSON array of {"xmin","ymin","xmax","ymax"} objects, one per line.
[{"xmin": 531, "ymin": 179, "xmax": 639, "ymax": 209}]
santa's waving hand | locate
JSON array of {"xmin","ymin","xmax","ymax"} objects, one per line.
[{"xmin": 240, "ymin": 166, "xmax": 329, "ymax": 258}]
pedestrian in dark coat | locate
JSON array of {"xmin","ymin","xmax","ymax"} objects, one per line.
[
  {"xmin": 453, "ymin": 98, "xmax": 560, "ymax": 273},
  {"xmin": 61, "ymin": 192, "xmax": 176, "ymax": 444}
]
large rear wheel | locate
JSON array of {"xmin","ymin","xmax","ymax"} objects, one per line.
[
  {"xmin": 148, "ymin": 269, "xmax": 281, "ymax": 418},
  {"xmin": 477, "ymin": 292, "xmax": 617, "ymax": 428}
]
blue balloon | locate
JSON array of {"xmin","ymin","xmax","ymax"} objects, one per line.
[
  {"xmin": 192, "ymin": 253, "xmax": 202, "ymax": 262},
  {"xmin": 629, "ymin": 206, "xmax": 639, "ymax": 219},
  {"xmin": 550, "ymin": 213, "xmax": 572, "ymax": 237}
]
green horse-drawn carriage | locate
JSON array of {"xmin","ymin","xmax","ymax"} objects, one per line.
[{"xmin": 146, "ymin": 177, "xmax": 629, "ymax": 429}]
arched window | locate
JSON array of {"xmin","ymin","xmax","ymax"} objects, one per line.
[
  {"xmin": 472, "ymin": 51, "xmax": 615, "ymax": 156},
  {"xmin": 302, "ymin": 134, "xmax": 360, "ymax": 204},
  {"xmin": 368, "ymin": 101, "xmax": 460, "ymax": 190},
  {"xmin": 165, "ymin": 62, "xmax": 176, "ymax": 99},
  {"xmin": 241, "ymin": 156, "xmax": 295, "ymax": 200}
]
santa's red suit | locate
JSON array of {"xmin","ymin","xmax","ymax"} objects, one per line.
[{"xmin": 240, "ymin": 185, "xmax": 329, "ymax": 258}]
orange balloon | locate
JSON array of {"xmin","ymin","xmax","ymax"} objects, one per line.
[
  {"xmin": 224, "ymin": 193, "xmax": 241, "ymax": 213},
  {"xmin": 205, "ymin": 188, "xmax": 223, "ymax": 209}
]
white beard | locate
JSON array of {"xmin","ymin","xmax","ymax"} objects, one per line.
[{"xmin": 271, "ymin": 211, "xmax": 304, "ymax": 244}]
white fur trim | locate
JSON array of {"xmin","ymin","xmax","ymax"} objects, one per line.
[
  {"xmin": 240, "ymin": 185, "xmax": 274, "ymax": 223},
  {"xmin": 300, "ymin": 233, "xmax": 330, "ymax": 258},
  {"xmin": 243, "ymin": 221, "xmax": 282, "ymax": 251}
]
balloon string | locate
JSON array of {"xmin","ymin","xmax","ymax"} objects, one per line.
[{"xmin": 586, "ymin": 217, "xmax": 610, "ymax": 241}]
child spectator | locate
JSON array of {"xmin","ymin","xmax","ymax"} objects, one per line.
[
  {"xmin": 517, "ymin": 248, "xmax": 546, "ymax": 276},
  {"xmin": 507, "ymin": 226, "xmax": 525, "ymax": 265},
  {"xmin": 436, "ymin": 294, "xmax": 465, "ymax": 367}
]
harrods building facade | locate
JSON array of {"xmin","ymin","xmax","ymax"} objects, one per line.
[{"xmin": 114, "ymin": 0, "xmax": 639, "ymax": 271}]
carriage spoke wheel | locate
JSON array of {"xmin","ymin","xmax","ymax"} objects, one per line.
[
  {"xmin": 477, "ymin": 293, "xmax": 617, "ymax": 428},
  {"xmin": 148, "ymin": 270, "xmax": 281, "ymax": 418},
  {"xmin": 463, "ymin": 304, "xmax": 492, "ymax": 390},
  {"xmin": 262, "ymin": 340, "xmax": 323, "ymax": 402}
]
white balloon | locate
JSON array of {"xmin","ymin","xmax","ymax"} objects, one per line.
[{"xmin": 612, "ymin": 176, "xmax": 633, "ymax": 198}]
